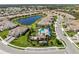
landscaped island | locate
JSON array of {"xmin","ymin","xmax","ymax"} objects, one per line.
[
  {"xmin": 9, "ymin": 13, "xmax": 64, "ymax": 48},
  {"xmin": 0, "ymin": 12, "xmax": 64, "ymax": 49}
]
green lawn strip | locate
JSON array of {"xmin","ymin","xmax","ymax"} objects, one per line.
[
  {"xmin": 76, "ymin": 42, "xmax": 79, "ymax": 47},
  {"xmin": 12, "ymin": 18, "xmax": 21, "ymax": 25},
  {"xmin": 66, "ymin": 31, "xmax": 77, "ymax": 37},
  {"xmin": 0, "ymin": 29, "xmax": 9, "ymax": 39}
]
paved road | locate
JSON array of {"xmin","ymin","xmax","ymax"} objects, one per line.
[
  {"xmin": 0, "ymin": 12, "xmax": 79, "ymax": 54},
  {"xmin": 0, "ymin": 12, "xmax": 65, "ymax": 54},
  {"xmin": 55, "ymin": 15, "xmax": 79, "ymax": 54},
  {"xmin": 0, "ymin": 40, "xmax": 66, "ymax": 54}
]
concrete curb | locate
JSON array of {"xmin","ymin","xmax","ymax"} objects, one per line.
[
  {"xmin": 0, "ymin": 35, "xmax": 65, "ymax": 50},
  {"xmin": 61, "ymin": 23, "xmax": 79, "ymax": 49}
]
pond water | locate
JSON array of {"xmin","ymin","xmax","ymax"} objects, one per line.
[{"xmin": 17, "ymin": 15, "xmax": 42, "ymax": 25}]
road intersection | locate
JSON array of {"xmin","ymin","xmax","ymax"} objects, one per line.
[
  {"xmin": 55, "ymin": 15, "xmax": 79, "ymax": 54},
  {"xmin": 0, "ymin": 11, "xmax": 79, "ymax": 54}
]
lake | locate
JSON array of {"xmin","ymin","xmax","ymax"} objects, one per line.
[{"xmin": 17, "ymin": 15, "xmax": 42, "ymax": 25}]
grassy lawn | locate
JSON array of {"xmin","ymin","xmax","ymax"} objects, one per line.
[
  {"xmin": 10, "ymin": 24, "xmax": 64, "ymax": 48},
  {"xmin": 53, "ymin": 16, "xmax": 58, "ymax": 21},
  {"xmin": 48, "ymin": 38, "xmax": 64, "ymax": 47},
  {"xmin": 49, "ymin": 24, "xmax": 64, "ymax": 47},
  {"xmin": 66, "ymin": 31, "xmax": 77, "ymax": 37},
  {"xmin": 0, "ymin": 29, "xmax": 9, "ymax": 39},
  {"xmin": 10, "ymin": 31, "xmax": 31, "ymax": 47},
  {"xmin": 10, "ymin": 31, "xmax": 38, "ymax": 47},
  {"xmin": 9, "ymin": 14, "xmax": 64, "ymax": 48},
  {"xmin": 10, "ymin": 31, "xmax": 45, "ymax": 47}
]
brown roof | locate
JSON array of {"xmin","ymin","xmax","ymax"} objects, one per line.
[{"xmin": 70, "ymin": 20, "xmax": 79, "ymax": 30}]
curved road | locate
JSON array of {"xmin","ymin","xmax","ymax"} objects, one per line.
[
  {"xmin": 0, "ymin": 12, "xmax": 79, "ymax": 54},
  {"xmin": 0, "ymin": 12, "xmax": 65, "ymax": 54},
  {"xmin": 55, "ymin": 15, "xmax": 79, "ymax": 54}
]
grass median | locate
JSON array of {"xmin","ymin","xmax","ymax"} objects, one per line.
[{"xmin": 0, "ymin": 29, "xmax": 9, "ymax": 39}]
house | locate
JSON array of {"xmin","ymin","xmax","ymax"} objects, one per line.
[
  {"xmin": 67, "ymin": 20, "xmax": 79, "ymax": 32},
  {"xmin": 0, "ymin": 20, "xmax": 17, "ymax": 31},
  {"xmin": 8, "ymin": 26, "xmax": 29, "ymax": 38},
  {"xmin": 30, "ymin": 34, "xmax": 46, "ymax": 41}
]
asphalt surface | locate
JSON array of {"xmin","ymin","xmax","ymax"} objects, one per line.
[
  {"xmin": 0, "ymin": 13, "xmax": 65, "ymax": 54},
  {"xmin": 0, "ymin": 41, "xmax": 66, "ymax": 54},
  {"xmin": 55, "ymin": 15, "xmax": 79, "ymax": 54},
  {"xmin": 0, "ymin": 12, "xmax": 79, "ymax": 54}
]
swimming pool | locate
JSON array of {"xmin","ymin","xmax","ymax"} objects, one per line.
[
  {"xmin": 38, "ymin": 26, "xmax": 51, "ymax": 36},
  {"xmin": 17, "ymin": 15, "xmax": 42, "ymax": 25}
]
